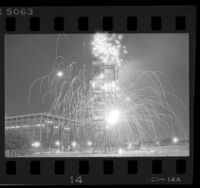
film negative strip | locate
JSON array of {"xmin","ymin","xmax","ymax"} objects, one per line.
[{"xmin": 0, "ymin": 3, "xmax": 197, "ymax": 185}]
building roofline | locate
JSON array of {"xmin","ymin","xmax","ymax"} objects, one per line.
[{"xmin": 5, "ymin": 113, "xmax": 68, "ymax": 121}]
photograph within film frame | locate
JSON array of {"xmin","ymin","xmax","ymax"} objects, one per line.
[
  {"xmin": 0, "ymin": 5, "xmax": 196, "ymax": 185},
  {"xmin": 5, "ymin": 33, "xmax": 189, "ymax": 157}
]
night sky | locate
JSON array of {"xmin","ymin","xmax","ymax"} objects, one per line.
[{"xmin": 5, "ymin": 34, "xmax": 189, "ymax": 134}]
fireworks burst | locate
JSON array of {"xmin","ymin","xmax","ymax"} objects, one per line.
[{"xmin": 91, "ymin": 33, "xmax": 127, "ymax": 66}]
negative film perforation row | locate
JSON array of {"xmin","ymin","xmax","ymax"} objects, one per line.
[
  {"xmin": 5, "ymin": 159, "xmax": 187, "ymax": 175},
  {"xmin": 5, "ymin": 16, "xmax": 186, "ymax": 32}
]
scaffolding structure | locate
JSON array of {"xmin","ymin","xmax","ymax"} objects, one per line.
[{"xmin": 89, "ymin": 59, "xmax": 120, "ymax": 151}]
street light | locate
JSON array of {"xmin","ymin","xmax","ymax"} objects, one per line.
[
  {"xmin": 118, "ymin": 148, "xmax": 123, "ymax": 154},
  {"xmin": 71, "ymin": 141, "xmax": 77, "ymax": 148},
  {"xmin": 57, "ymin": 71, "xmax": 64, "ymax": 78},
  {"xmin": 31, "ymin": 141, "xmax": 41, "ymax": 148},
  {"xmin": 87, "ymin": 141, "xmax": 92, "ymax": 146},
  {"xmin": 172, "ymin": 137, "xmax": 179, "ymax": 144},
  {"xmin": 55, "ymin": 140, "xmax": 60, "ymax": 146}
]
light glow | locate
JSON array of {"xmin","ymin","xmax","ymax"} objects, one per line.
[
  {"xmin": 87, "ymin": 141, "xmax": 92, "ymax": 146},
  {"xmin": 55, "ymin": 140, "xmax": 60, "ymax": 146},
  {"xmin": 71, "ymin": 141, "xmax": 77, "ymax": 148},
  {"xmin": 105, "ymin": 125, "xmax": 110, "ymax": 130},
  {"xmin": 57, "ymin": 71, "xmax": 63, "ymax": 77},
  {"xmin": 118, "ymin": 148, "xmax": 123, "ymax": 154},
  {"xmin": 99, "ymin": 73, "xmax": 104, "ymax": 79},
  {"xmin": 105, "ymin": 109, "xmax": 121, "ymax": 125},
  {"xmin": 172, "ymin": 137, "xmax": 179, "ymax": 144},
  {"xmin": 31, "ymin": 141, "xmax": 41, "ymax": 148},
  {"xmin": 127, "ymin": 143, "xmax": 132, "ymax": 149},
  {"xmin": 45, "ymin": 120, "xmax": 53, "ymax": 124}
]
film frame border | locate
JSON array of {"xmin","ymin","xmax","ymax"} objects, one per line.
[{"xmin": 0, "ymin": 5, "xmax": 197, "ymax": 185}]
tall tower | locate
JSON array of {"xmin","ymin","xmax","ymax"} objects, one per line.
[{"xmin": 89, "ymin": 33, "xmax": 126, "ymax": 151}]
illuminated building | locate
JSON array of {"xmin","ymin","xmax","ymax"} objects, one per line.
[{"xmin": 5, "ymin": 113, "xmax": 70, "ymax": 149}]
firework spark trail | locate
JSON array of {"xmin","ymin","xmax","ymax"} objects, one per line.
[
  {"xmin": 27, "ymin": 33, "xmax": 188, "ymax": 152},
  {"xmin": 118, "ymin": 73, "xmax": 187, "ymax": 144},
  {"xmin": 27, "ymin": 34, "xmax": 89, "ymax": 148},
  {"xmin": 118, "ymin": 71, "xmax": 187, "ymax": 141}
]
